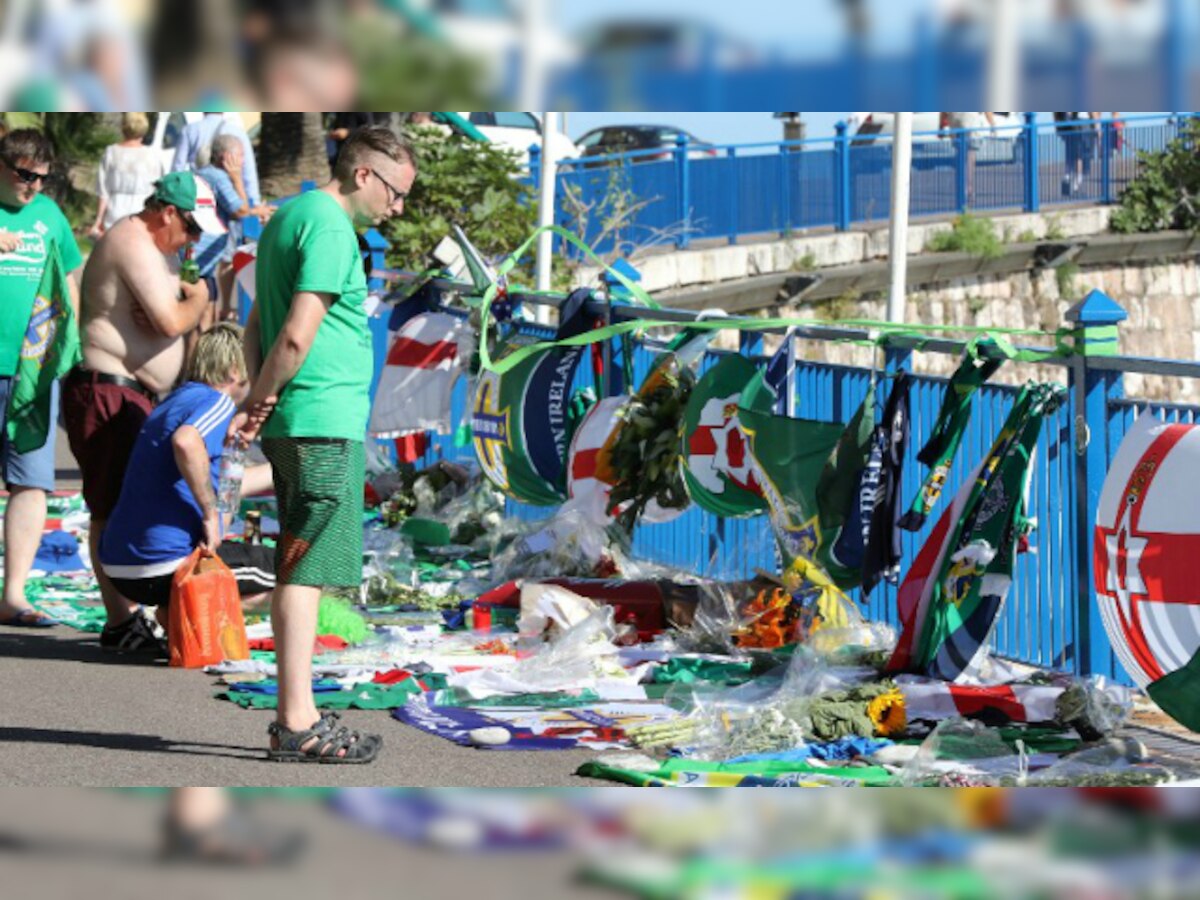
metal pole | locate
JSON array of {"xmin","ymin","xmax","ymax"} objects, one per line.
[
  {"xmin": 887, "ymin": 112, "xmax": 913, "ymax": 324},
  {"xmin": 535, "ymin": 111, "xmax": 558, "ymax": 323},
  {"xmin": 519, "ymin": 0, "xmax": 547, "ymax": 110},
  {"xmin": 987, "ymin": 0, "xmax": 1019, "ymax": 112}
]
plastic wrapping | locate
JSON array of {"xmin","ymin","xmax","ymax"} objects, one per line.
[
  {"xmin": 1053, "ymin": 675, "xmax": 1134, "ymax": 740},
  {"xmin": 1024, "ymin": 738, "xmax": 1181, "ymax": 787},
  {"xmin": 898, "ymin": 718, "xmax": 1028, "ymax": 787},
  {"xmin": 671, "ymin": 580, "xmax": 746, "ymax": 655},
  {"xmin": 489, "ymin": 505, "xmax": 629, "ymax": 583}
]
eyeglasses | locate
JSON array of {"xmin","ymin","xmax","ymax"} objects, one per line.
[
  {"xmin": 368, "ymin": 168, "xmax": 407, "ymax": 206},
  {"xmin": 182, "ymin": 213, "xmax": 202, "ymax": 237},
  {"xmin": 3, "ymin": 158, "xmax": 49, "ymax": 186}
]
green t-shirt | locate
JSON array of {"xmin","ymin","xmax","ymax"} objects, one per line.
[
  {"xmin": 255, "ymin": 190, "xmax": 372, "ymax": 440},
  {"xmin": 0, "ymin": 194, "xmax": 83, "ymax": 377}
]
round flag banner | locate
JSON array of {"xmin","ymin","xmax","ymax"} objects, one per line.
[
  {"xmin": 472, "ymin": 341, "xmax": 585, "ymax": 506},
  {"xmin": 1095, "ymin": 415, "xmax": 1200, "ymax": 731}
]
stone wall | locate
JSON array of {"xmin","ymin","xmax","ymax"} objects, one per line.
[
  {"xmin": 578, "ymin": 206, "xmax": 1198, "ymax": 403},
  {"xmin": 760, "ymin": 256, "xmax": 1200, "ymax": 403}
]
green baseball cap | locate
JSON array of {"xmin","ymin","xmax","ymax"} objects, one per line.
[{"xmin": 151, "ymin": 171, "xmax": 226, "ymax": 235}]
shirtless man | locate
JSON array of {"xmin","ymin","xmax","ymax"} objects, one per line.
[{"xmin": 62, "ymin": 171, "xmax": 226, "ymax": 653}]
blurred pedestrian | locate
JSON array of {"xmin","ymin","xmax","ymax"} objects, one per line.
[
  {"xmin": 63, "ymin": 172, "xmax": 225, "ymax": 654},
  {"xmin": 172, "ymin": 113, "xmax": 262, "ymax": 209},
  {"xmin": 236, "ymin": 126, "xmax": 415, "ymax": 762},
  {"xmin": 1055, "ymin": 112, "xmax": 1100, "ymax": 197},
  {"xmin": 195, "ymin": 133, "xmax": 273, "ymax": 326},
  {"xmin": 88, "ymin": 112, "xmax": 165, "ymax": 239},
  {"xmin": 0, "ymin": 129, "xmax": 83, "ymax": 629}
]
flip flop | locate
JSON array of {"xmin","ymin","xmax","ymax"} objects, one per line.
[{"xmin": 0, "ymin": 609, "xmax": 59, "ymax": 628}]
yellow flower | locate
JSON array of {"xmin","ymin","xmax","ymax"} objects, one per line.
[{"xmin": 867, "ymin": 689, "xmax": 907, "ymax": 737}]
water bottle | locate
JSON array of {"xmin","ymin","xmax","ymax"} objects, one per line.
[{"xmin": 216, "ymin": 446, "xmax": 246, "ymax": 519}]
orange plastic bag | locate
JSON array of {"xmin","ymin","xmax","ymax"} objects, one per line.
[{"xmin": 168, "ymin": 548, "xmax": 250, "ymax": 668}]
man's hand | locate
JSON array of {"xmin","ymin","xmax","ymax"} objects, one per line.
[
  {"xmin": 0, "ymin": 230, "xmax": 21, "ymax": 253},
  {"xmin": 181, "ymin": 279, "xmax": 210, "ymax": 304},
  {"xmin": 230, "ymin": 396, "xmax": 277, "ymax": 446}
]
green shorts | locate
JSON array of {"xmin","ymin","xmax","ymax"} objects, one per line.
[{"xmin": 262, "ymin": 438, "xmax": 364, "ymax": 588}]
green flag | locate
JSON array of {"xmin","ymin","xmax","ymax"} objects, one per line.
[
  {"xmin": 7, "ymin": 243, "xmax": 79, "ymax": 454},
  {"xmin": 812, "ymin": 384, "xmax": 876, "ymax": 588},
  {"xmin": 913, "ymin": 384, "xmax": 1061, "ymax": 680},
  {"xmin": 899, "ymin": 343, "xmax": 1003, "ymax": 531},
  {"xmin": 737, "ymin": 369, "xmax": 843, "ymax": 564}
]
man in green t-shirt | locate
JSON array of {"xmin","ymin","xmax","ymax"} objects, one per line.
[
  {"xmin": 236, "ymin": 126, "xmax": 416, "ymax": 763},
  {"xmin": 0, "ymin": 129, "xmax": 84, "ymax": 628}
]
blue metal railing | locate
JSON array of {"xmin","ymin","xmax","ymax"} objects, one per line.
[
  {"xmin": 395, "ymin": 287, "xmax": 1200, "ymax": 685},
  {"xmin": 540, "ymin": 114, "xmax": 1197, "ymax": 255}
]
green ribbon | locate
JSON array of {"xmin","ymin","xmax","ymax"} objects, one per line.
[{"xmin": 475, "ymin": 225, "xmax": 1079, "ymax": 376}]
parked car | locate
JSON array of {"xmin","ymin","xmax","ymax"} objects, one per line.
[
  {"xmin": 575, "ymin": 125, "xmax": 719, "ymax": 165},
  {"xmin": 147, "ymin": 112, "xmax": 261, "ymax": 170},
  {"xmin": 852, "ymin": 112, "xmax": 1024, "ymax": 163},
  {"xmin": 454, "ymin": 112, "xmax": 578, "ymax": 166}
]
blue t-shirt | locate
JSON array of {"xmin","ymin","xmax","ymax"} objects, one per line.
[{"xmin": 100, "ymin": 382, "xmax": 237, "ymax": 577}]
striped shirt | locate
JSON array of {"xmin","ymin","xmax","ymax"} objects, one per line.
[{"xmin": 101, "ymin": 383, "xmax": 237, "ymax": 577}]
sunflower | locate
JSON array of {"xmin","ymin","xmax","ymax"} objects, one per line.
[{"xmin": 867, "ymin": 688, "xmax": 908, "ymax": 737}]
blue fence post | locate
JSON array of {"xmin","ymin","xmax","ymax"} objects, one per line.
[
  {"xmin": 603, "ymin": 259, "xmax": 641, "ymax": 397},
  {"xmin": 1066, "ymin": 289, "xmax": 1127, "ymax": 677},
  {"xmin": 778, "ymin": 144, "xmax": 791, "ymax": 239},
  {"xmin": 676, "ymin": 134, "xmax": 691, "ymax": 249},
  {"xmin": 363, "ymin": 228, "xmax": 392, "ymax": 412},
  {"xmin": 1023, "ymin": 112, "xmax": 1040, "ymax": 213},
  {"xmin": 727, "ymin": 146, "xmax": 739, "ymax": 245},
  {"xmin": 955, "ymin": 129, "xmax": 969, "ymax": 212},
  {"xmin": 528, "ymin": 143, "xmax": 541, "ymax": 199},
  {"xmin": 835, "ymin": 121, "xmax": 851, "ymax": 231},
  {"xmin": 1100, "ymin": 118, "xmax": 1113, "ymax": 204}
]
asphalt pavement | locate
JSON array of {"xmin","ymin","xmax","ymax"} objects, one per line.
[{"xmin": 0, "ymin": 626, "xmax": 602, "ymax": 787}]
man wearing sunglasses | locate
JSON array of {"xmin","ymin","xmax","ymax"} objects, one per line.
[
  {"xmin": 0, "ymin": 130, "xmax": 84, "ymax": 629},
  {"xmin": 62, "ymin": 171, "xmax": 226, "ymax": 654}
]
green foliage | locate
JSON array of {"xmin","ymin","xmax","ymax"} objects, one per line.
[
  {"xmin": 1015, "ymin": 229, "xmax": 1038, "ymax": 244},
  {"xmin": 792, "ymin": 252, "xmax": 818, "ymax": 272},
  {"xmin": 1044, "ymin": 215, "xmax": 1066, "ymax": 241},
  {"xmin": 1056, "ymin": 261, "xmax": 1081, "ymax": 300},
  {"xmin": 925, "ymin": 214, "xmax": 1004, "ymax": 259},
  {"xmin": 1111, "ymin": 118, "xmax": 1200, "ymax": 234},
  {"xmin": 381, "ymin": 128, "xmax": 537, "ymax": 274},
  {"xmin": 966, "ymin": 295, "xmax": 987, "ymax": 316},
  {"xmin": 37, "ymin": 113, "xmax": 117, "ymax": 228}
]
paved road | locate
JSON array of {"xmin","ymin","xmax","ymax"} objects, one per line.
[
  {"xmin": 0, "ymin": 790, "xmax": 618, "ymax": 900},
  {"xmin": 0, "ymin": 627, "xmax": 602, "ymax": 786}
]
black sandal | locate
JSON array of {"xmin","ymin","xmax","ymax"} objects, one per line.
[
  {"xmin": 267, "ymin": 712, "xmax": 382, "ymax": 764},
  {"xmin": 162, "ymin": 808, "xmax": 305, "ymax": 865}
]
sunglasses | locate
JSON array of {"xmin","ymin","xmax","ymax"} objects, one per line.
[
  {"xmin": 4, "ymin": 159, "xmax": 49, "ymax": 185},
  {"xmin": 182, "ymin": 213, "xmax": 202, "ymax": 237}
]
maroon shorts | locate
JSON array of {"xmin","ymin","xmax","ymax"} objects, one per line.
[{"xmin": 62, "ymin": 367, "xmax": 156, "ymax": 520}]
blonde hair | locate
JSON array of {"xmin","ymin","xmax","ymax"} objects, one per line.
[
  {"xmin": 121, "ymin": 112, "xmax": 151, "ymax": 140},
  {"xmin": 187, "ymin": 322, "xmax": 246, "ymax": 386}
]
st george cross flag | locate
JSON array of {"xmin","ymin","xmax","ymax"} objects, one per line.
[
  {"xmin": 682, "ymin": 354, "xmax": 768, "ymax": 518},
  {"xmin": 1094, "ymin": 415, "xmax": 1200, "ymax": 731},
  {"xmin": 7, "ymin": 243, "xmax": 80, "ymax": 453},
  {"xmin": 369, "ymin": 312, "xmax": 472, "ymax": 437}
]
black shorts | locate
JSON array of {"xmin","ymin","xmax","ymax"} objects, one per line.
[{"xmin": 109, "ymin": 541, "xmax": 276, "ymax": 608}]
